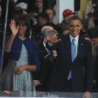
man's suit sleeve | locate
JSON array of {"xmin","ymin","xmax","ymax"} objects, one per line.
[
  {"xmin": 46, "ymin": 41, "xmax": 60, "ymax": 51},
  {"xmin": 85, "ymin": 41, "xmax": 93, "ymax": 92}
]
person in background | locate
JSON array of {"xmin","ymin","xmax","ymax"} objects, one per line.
[
  {"xmin": 0, "ymin": 15, "xmax": 40, "ymax": 97},
  {"xmin": 88, "ymin": 27, "xmax": 98, "ymax": 92},
  {"xmin": 46, "ymin": 8, "xmax": 62, "ymax": 34},
  {"xmin": 40, "ymin": 26, "xmax": 54, "ymax": 39},
  {"xmin": 35, "ymin": 0, "xmax": 43, "ymax": 14},
  {"xmin": 34, "ymin": 29, "xmax": 58, "ymax": 91},
  {"xmin": 93, "ymin": 6, "xmax": 98, "ymax": 27},
  {"xmin": 63, "ymin": 9, "xmax": 75, "ymax": 23},
  {"xmin": 1, "ymin": 0, "xmax": 19, "ymax": 20},
  {"xmin": 58, "ymin": 9, "xmax": 75, "ymax": 33},
  {"xmin": 62, "ymin": 28, "xmax": 70, "ymax": 35},
  {"xmin": 41, "ymin": 26, "xmax": 54, "ymax": 32},
  {"xmin": 15, "ymin": 2, "xmax": 28, "ymax": 15},
  {"xmin": 31, "ymin": 12, "xmax": 50, "ymax": 41}
]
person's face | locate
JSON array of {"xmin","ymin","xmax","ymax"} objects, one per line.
[
  {"xmin": 49, "ymin": 34, "xmax": 58, "ymax": 43},
  {"xmin": 64, "ymin": 15, "xmax": 74, "ymax": 23},
  {"xmin": 68, "ymin": 20, "xmax": 82, "ymax": 37},
  {"xmin": 63, "ymin": 30, "xmax": 70, "ymax": 35},
  {"xmin": 91, "ymin": 38, "xmax": 98, "ymax": 46},
  {"xmin": 35, "ymin": 0, "xmax": 43, "ymax": 9},
  {"xmin": 0, "ymin": 6, "xmax": 2, "ymax": 17},
  {"xmin": 46, "ymin": 9, "xmax": 55, "ymax": 22},
  {"xmin": 23, "ymin": 10, "xmax": 28, "ymax": 15},
  {"xmin": 18, "ymin": 24, "xmax": 27, "ymax": 36},
  {"xmin": 37, "ymin": 17, "xmax": 44, "ymax": 26}
]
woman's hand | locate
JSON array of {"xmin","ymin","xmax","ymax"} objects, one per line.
[
  {"xmin": 14, "ymin": 65, "xmax": 26, "ymax": 74},
  {"xmin": 9, "ymin": 19, "xmax": 19, "ymax": 36}
]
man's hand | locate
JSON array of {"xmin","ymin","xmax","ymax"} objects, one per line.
[
  {"xmin": 83, "ymin": 91, "xmax": 91, "ymax": 98},
  {"xmin": 33, "ymin": 80, "xmax": 41, "ymax": 86},
  {"xmin": 52, "ymin": 50, "xmax": 57, "ymax": 58}
]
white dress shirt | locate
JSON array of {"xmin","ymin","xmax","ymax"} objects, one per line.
[{"xmin": 69, "ymin": 34, "xmax": 79, "ymax": 58}]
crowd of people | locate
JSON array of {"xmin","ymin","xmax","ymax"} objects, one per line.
[{"xmin": 0, "ymin": 0, "xmax": 98, "ymax": 97}]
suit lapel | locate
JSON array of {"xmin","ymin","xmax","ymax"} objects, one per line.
[
  {"xmin": 63, "ymin": 34, "xmax": 71, "ymax": 62},
  {"xmin": 42, "ymin": 43, "xmax": 48, "ymax": 54},
  {"xmin": 62, "ymin": 35, "xmax": 84, "ymax": 62},
  {"xmin": 74, "ymin": 36, "xmax": 84, "ymax": 62}
]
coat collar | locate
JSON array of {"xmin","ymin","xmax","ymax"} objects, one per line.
[{"xmin": 63, "ymin": 34, "xmax": 84, "ymax": 62}]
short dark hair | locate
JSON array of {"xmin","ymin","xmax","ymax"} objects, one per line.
[
  {"xmin": 46, "ymin": 8, "xmax": 56, "ymax": 16},
  {"xmin": 37, "ymin": 12, "xmax": 50, "ymax": 21},
  {"xmin": 88, "ymin": 27, "xmax": 98, "ymax": 39},
  {"xmin": 68, "ymin": 16, "xmax": 82, "ymax": 24},
  {"xmin": 11, "ymin": 7, "xmax": 23, "ymax": 19},
  {"xmin": 14, "ymin": 15, "xmax": 30, "ymax": 38}
]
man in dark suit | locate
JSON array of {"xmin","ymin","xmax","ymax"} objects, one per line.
[
  {"xmin": 33, "ymin": 29, "xmax": 58, "ymax": 91},
  {"xmin": 48, "ymin": 16, "xmax": 93, "ymax": 98},
  {"xmin": 88, "ymin": 27, "xmax": 98, "ymax": 91},
  {"xmin": 45, "ymin": 8, "xmax": 62, "ymax": 34}
]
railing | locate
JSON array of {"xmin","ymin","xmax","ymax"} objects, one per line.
[{"xmin": 0, "ymin": 91, "xmax": 98, "ymax": 97}]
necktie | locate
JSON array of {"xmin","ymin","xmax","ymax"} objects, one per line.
[
  {"xmin": 71, "ymin": 39, "xmax": 76, "ymax": 62},
  {"xmin": 45, "ymin": 46, "xmax": 50, "ymax": 54},
  {"xmin": 67, "ymin": 39, "xmax": 76, "ymax": 80},
  {"xmin": 47, "ymin": 49, "xmax": 50, "ymax": 54}
]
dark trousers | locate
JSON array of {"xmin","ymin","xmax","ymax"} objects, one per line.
[{"xmin": 62, "ymin": 79, "xmax": 73, "ymax": 92}]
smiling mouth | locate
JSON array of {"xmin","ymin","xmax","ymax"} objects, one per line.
[{"xmin": 73, "ymin": 31, "xmax": 77, "ymax": 34}]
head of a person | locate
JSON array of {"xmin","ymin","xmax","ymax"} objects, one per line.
[
  {"xmin": 88, "ymin": 27, "xmax": 98, "ymax": 45},
  {"xmin": 11, "ymin": 7, "xmax": 23, "ymax": 18},
  {"xmin": 68, "ymin": 16, "xmax": 83, "ymax": 37},
  {"xmin": 46, "ymin": 8, "xmax": 56, "ymax": 22},
  {"xmin": 44, "ymin": 30, "xmax": 58, "ymax": 43},
  {"xmin": 63, "ymin": 29, "xmax": 70, "ymax": 35},
  {"xmin": 15, "ymin": 2, "xmax": 28, "ymax": 15},
  {"xmin": 37, "ymin": 12, "xmax": 49, "ymax": 26},
  {"xmin": 0, "ymin": 2, "xmax": 2, "ymax": 17},
  {"xmin": 41, "ymin": 26, "xmax": 54, "ymax": 31},
  {"xmin": 41, "ymin": 26, "xmax": 54, "ymax": 35},
  {"xmin": 63, "ymin": 9, "xmax": 75, "ymax": 22},
  {"xmin": 61, "ymin": 20, "xmax": 69, "ymax": 30},
  {"xmin": 14, "ymin": 15, "xmax": 30, "ymax": 38},
  {"xmin": 93, "ymin": 7, "xmax": 98, "ymax": 27},
  {"xmin": 35, "ymin": 0, "xmax": 43, "ymax": 9}
]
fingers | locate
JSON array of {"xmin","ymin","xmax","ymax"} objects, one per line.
[
  {"xmin": 16, "ymin": 26, "xmax": 19, "ymax": 29},
  {"xmin": 11, "ymin": 19, "xmax": 16, "ymax": 26},
  {"xmin": 14, "ymin": 65, "xmax": 25, "ymax": 74},
  {"xmin": 52, "ymin": 50, "xmax": 57, "ymax": 54},
  {"xmin": 4, "ymin": 90, "xmax": 10, "ymax": 94},
  {"xmin": 14, "ymin": 68, "xmax": 20, "ymax": 74},
  {"xmin": 52, "ymin": 50, "xmax": 57, "ymax": 57},
  {"xmin": 57, "ymin": 38, "xmax": 61, "ymax": 42},
  {"xmin": 33, "ymin": 80, "xmax": 41, "ymax": 86},
  {"xmin": 10, "ymin": 19, "xmax": 17, "ymax": 28}
]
